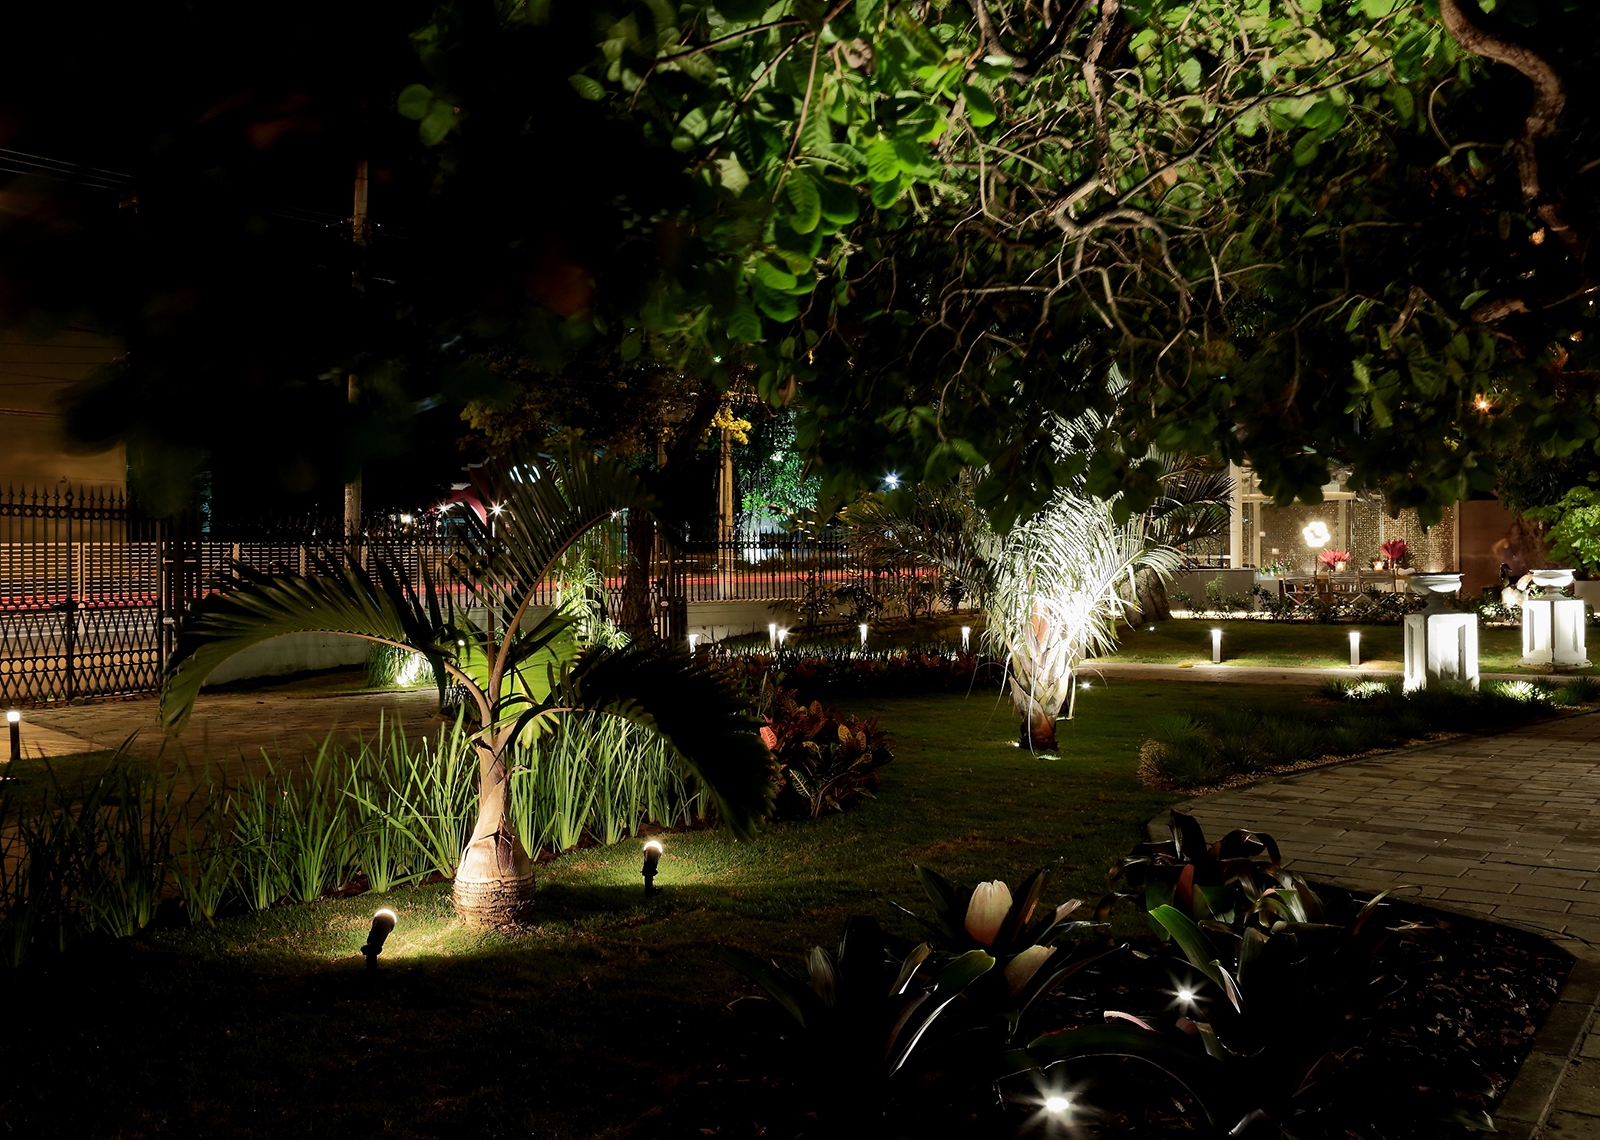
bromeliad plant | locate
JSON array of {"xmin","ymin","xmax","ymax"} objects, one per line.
[
  {"xmin": 1006, "ymin": 817, "xmax": 1493, "ymax": 1137},
  {"xmin": 895, "ymin": 865, "xmax": 1113, "ymax": 1044},
  {"xmin": 718, "ymin": 915, "xmax": 994, "ymax": 1132},
  {"xmin": 1097, "ymin": 811, "xmax": 1300, "ymax": 934},
  {"xmin": 160, "ymin": 447, "xmax": 775, "ymax": 925}
]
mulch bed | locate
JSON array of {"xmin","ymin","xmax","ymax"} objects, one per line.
[{"xmin": 643, "ymin": 894, "xmax": 1570, "ymax": 1139}]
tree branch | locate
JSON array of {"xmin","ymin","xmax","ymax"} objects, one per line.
[{"xmin": 1437, "ymin": 0, "xmax": 1582, "ymax": 257}]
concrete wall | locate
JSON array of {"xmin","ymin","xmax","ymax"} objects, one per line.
[
  {"xmin": 1169, "ymin": 568, "xmax": 1256, "ymax": 604},
  {"xmin": 202, "ymin": 631, "xmax": 372, "ymax": 686}
]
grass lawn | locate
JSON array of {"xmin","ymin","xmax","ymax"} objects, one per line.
[
  {"xmin": 0, "ymin": 680, "xmax": 1322, "ymax": 1139},
  {"xmin": 1090, "ymin": 617, "xmax": 1593, "ymax": 674}
]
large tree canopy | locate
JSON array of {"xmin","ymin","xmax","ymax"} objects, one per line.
[{"xmin": 401, "ymin": 0, "xmax": 1597, "ymax": 525}]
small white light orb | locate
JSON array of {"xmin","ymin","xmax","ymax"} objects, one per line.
[
  {"xmin": 1045, "ymin": 1095, "xmax": 1070, "ymax": 1115},
  {"xmin": 1178, "ymin": 988, "xmax": 1195, "ymax": 1003},
  {"xmin": 5, "ymin": 710, "xmax": 18, "ymax": 723},
  {"xmin": 883, "ymin": 472, "xmax": 900, "ymax": 489},
  {"xmin": 1080, "ymin": 681, "xmax": 1091, "ymax": 690},
  {"xmin": 400, "ymin": 513, "xmax": 413, "ymax": 524}
]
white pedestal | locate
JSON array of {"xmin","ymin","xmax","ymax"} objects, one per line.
[
  {"xmin": 1522, "ymin": 597, "xmax": 1588, "ymax": 668},
  {"xmin": 1404, "ymin": 612, "xmax": 1479, "ymax": 691}
]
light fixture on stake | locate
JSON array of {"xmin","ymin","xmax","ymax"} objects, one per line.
[
  {"xmin": 6, "ymin": 710, "xmax": 18, "ymax": 764},
  {"xmin": 642, "ymin": 839, "xmax": 664, "ymax": 894},
  {"xmin": 1211, "ymin": 629, "xmax": 1223, "ymax": 664},
  {"xmin": 362, "ymin": 909, "xmax": 397, "ymax": 971},
  {"xmin": 1349, "ymin": 630, "xmax": 1361, "ymax": 667}
]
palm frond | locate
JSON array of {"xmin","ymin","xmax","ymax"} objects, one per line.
[
  {"xmin": 506, "ymin": 644, "xmax": 775, "ymax": 839},
  {"xmin": 460, "ymin": 444, "xmax": 664, "ymax": 628},
  {"xmin": 161, "ymin": 556, "xmax": 458, "ymax": 732}
]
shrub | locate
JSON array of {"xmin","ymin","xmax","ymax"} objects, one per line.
[{"xmin": 763, "ymin": 688, "xmax": 893, "ymax": 819}]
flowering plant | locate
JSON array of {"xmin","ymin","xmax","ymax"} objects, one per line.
[
  {"xmin": 1316, "ymin": 548, "xmax": 1350, "ymax": 567},
  {"xmin": 1380, "ymin": 538, "xmax": 1409, "ymax": 567}
]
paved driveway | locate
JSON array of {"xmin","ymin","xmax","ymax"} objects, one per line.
[{"xmin": 1177, "ymin": 709, "xmax": 1600, "ymax": 949}]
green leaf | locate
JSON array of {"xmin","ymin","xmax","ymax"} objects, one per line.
[
  {"xmin": 784, "ymin": 172, "xmax": 822, "ymax": 234},
  {"xmin": 753, "ymin": 281, "xmax": 800, "ymax": 321},
  {"xmin": 870, "ymin": 174, "xmax": 903, "ymax": 209},
  {"xmin": 567, "ymin": 75, "xmax": 606, "ymax": 102},
  {"xmin": 726, "ymin": 298, "xmax": 763, "ymax": 342},
  {"xmin": 773, "ymin": 218, "xmax": 822, "ymax": 258},
  {"xmin": 620, "ymin": 331, "xmax": 642, "ymax": 361},
  {"xmin": 865, "ymin": 138, "xmax": 900, "ymax": 183},
  {"xmin": 1460, "ymin": 289, "xmax": 1489, "ymax": 311},
  {"xmin": 419, "ymin": 102, "xmax": 455, "ymax": 147},
  {"xmin": 755, "ymin": 258, "xmax": 799, "ymax": 290},
  {"xmin": 892, "ymin": 138, "xmax": 937, "ymax": 177},
  {"xmin": 1292, "ymin": 134, "xmax": 1320, "ymax": 166},
  {"xmin": 397, "ymin": 84, "xmax": 435, "ymax": 120},
  {"xmin": 1178, "ymin": 57, "xmax": 1202, "ymax": 91},
  {"xmin": 1390, "ymin": 84, "xmax": 1415, "ymax": 124},
  {"xmin": 963, "ymin": 84, "xmax": 996, "ymax": 126},
  {"xmin": 814, "ymin": 177, "xmax": 860, "ymax": 224}
]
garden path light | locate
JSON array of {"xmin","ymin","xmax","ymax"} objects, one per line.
[
  {"xmin": 1349, "ymin": 630, "xmax": 1361, "ymax": 666},
  {"xmin": 7, "ymin": 710, "xmax": 17, "ymax": 764},
  {"xmin": 1211, "ymin": 629, "xmax": 1222, "ymax": 664},
  {"xmin": 859, "ymin": 623, "xmax": 868, "ymax": 648},
  {"xmin": 362, "ymin": 908, "xmax": 397, "ymax": 971},
  {"xmin": 960, "ymin": 626, "xmax": 970, "ymax": 651},
  {"xmin": 642, "ymin": 839, "xmax": 663, "ymax": 894}
]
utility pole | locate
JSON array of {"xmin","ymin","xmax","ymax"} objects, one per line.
[{"xmin": 345, "ymin": 159, "xmax": 368, "ymax": 548}]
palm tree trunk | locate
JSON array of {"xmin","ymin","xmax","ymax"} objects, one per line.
[
  {"xmin": 452, "ymin": 740, "xmax": 536, "ymax": 924},
  {"xmin": 1009, "ymin": 674, "xmax": 1061, "ymax": 751},
  {"xmin": 1135, "ymin": 568, "xmax": 1171, "ymax": 622}
]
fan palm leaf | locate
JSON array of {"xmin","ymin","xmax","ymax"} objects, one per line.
[{"xmin": 160, "ymin": 555, "xmax": 461, "ymax": 732}]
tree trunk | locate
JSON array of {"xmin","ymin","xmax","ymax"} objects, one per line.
[
  {"xmin": 452, "ymin": 741, "xmax": 536, "ymax": 924},
  {"xmin": 1009, "ymin": 674, "xmax": 1061, "ymax": 751},
  {"xmin": 1135, "ymin": 569, "xmax": 1172, "ymax": 622},
  {"xmin": 618, "ymin": 507, "xmax": 656, "ymax": 642}
]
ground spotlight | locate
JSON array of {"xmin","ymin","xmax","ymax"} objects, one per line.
[
  {"xmin": 642, "ymin": 839, "xmax": 664, "ymax": 894},
  {"xmin": 362, "ymin": 908, "xmax": 397, "ymax": 971}
]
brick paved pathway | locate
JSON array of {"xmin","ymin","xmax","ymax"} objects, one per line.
[
  {"xmin": 1178, "ymin": 710, "xmax": 1600, "ymax": 947},
  {"xmin": 1178, "ymin": 709, "xmax": 1600, "ymax": 1138}
]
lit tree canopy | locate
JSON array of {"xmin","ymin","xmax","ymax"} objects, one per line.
[{"xmin": 402, "ymin": 0, "xmax": 1598, "ymax": 526}]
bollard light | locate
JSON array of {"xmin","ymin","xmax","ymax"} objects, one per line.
[
  {"xmin": 642, "ymin": 839, "xmax": 664, "ymax": 894},
  {"xmin": 688, "ymin": 633, "xmax": 699, "ymax": 653},
  {"xmin": 362, "ymin": 908, "xmax": 397, "ymax": 971},
  {"xmin": 7, "ymin": 710, "xmax": 18, "ymax": 765},
  {"xmin": 859, "ymin": 622, "xmax": 869, "ymax": 648},
  {"xmin": 1210, "ymin": 628, "xmax": 1222, "ymax": 664},
  {"xmin": 960, "ymin": 626, "xmax": 971, "ymax": 652},
  {"xmin": 1349, "ymin": 630, "xmax": 1361, "ymax": 667}
]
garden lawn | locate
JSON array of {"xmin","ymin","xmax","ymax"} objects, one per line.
[
  {"xmin": 0, "ymin": 680, "xmax": 1319, "ymax": 1140},
  {"xmin": 1092, "ymin": 617, "xmax": 1589, "ymax": 674}
]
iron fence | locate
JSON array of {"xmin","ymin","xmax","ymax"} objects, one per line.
[{"xmin": 0, "ymin": 486, "xmax": 900, "ymax": 704}]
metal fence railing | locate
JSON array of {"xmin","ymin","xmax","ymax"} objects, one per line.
[{"xmin": 0, "ymin": 485, "xmax": 903, "ymax": 704}]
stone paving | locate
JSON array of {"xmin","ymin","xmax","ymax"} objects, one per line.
[
  {"xmin": 1175, "ymin": 706, "xmax": 1600, "ymax": 1137},
  {"xmin": 10, "ymin": 673, "xmax": 444, "ymax": 777}
]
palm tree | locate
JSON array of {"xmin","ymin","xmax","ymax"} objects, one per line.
[
  {"xmin": 986, "ymin": 492, "xmax": 1182, "ymax": 751},
  {"xmin": 160, "ymin": 448, "xmax": 775, "ymax": 924}
]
